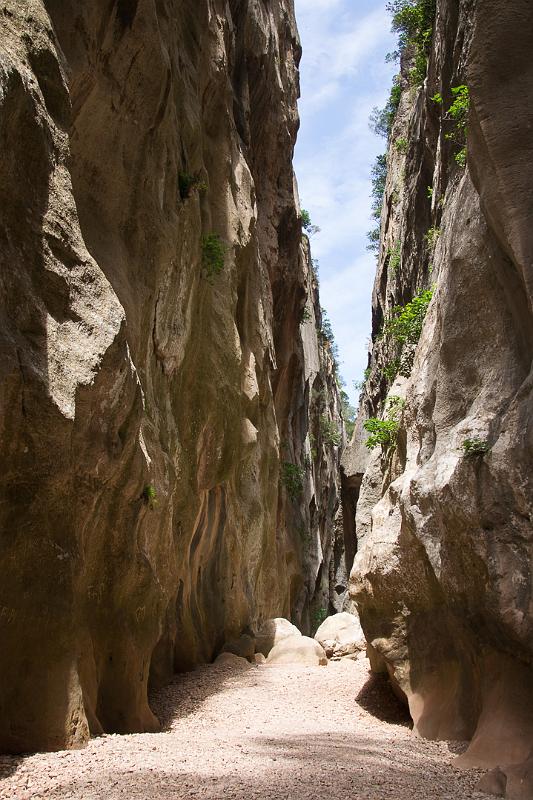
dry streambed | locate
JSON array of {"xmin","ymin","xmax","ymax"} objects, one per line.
[{"xmin": 0, "ymin": 658, "xmax": 485, "ymax": 800}]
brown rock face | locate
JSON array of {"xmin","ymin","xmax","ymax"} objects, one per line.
[
  {"xmin": 0, "ymin": 0, "xmax": 343, "ymax": 752},
  {"xmin": 345, "ymin": 0, "xmax": 533, "ymax": 785}
]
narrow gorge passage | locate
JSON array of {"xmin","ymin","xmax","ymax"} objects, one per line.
[
  {"xmin": 0, "ymin": 659, "xmax": 483, "ymax": 800},
  {"xmin": 1, "ymin": 0, "xmax": 533, "ymax": 798}
]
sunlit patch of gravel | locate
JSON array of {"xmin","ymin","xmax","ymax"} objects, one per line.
[{"xmin": 0, "ymin": 657, "xmax": 486, "ymax": 799}]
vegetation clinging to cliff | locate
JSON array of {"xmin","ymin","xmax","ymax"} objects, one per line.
[
  {"xmin": 378, "ymin": 289, "xmax": 434, "ymax": 381},
  {"xmin": 339, "ymin": 388, "xmax": 356, "ymax": 437},
  {"xmin": 364, "ymin": 396, "xmax": 405, "ymax": 451},
  {"xmin": 462, "ymin": 438, "xmax": 491, "ymax": 457},
  {"xmin": 383, "ymin": 289, "xmax": 433, "ymax": 347},
  {"xmin": 202, "ymin": 234, "xmax": 226, "ymax": 278},
  {"xmin": 433, "ymin": 85, "xmax": 470, "ymax": 167},
  {"xmin": 388, "ymin": 241, "xmax": 402, "ymax": 273},
  {"xmin": 370, "ymin": 0, "xmax": 437, "ymax": 148},
  {"xmin": 143, "ymin": 484, "xmax": 158, "ymax": 509},
  {"xmin": 367, "ymin": 154, "xmax": 388, "ymax": 252},
  {"xmin": 369, "ymin": 78, "xmax": 402, "ymax": 140},
  {"xmin": 371, "ymin": 155, "xmax": 388, "ymax": 219},
  {"xmin": 179, "ymin": 172, "xmax": 207, "ymax": 200},
  {"xmin": 320, "ymin": 415, "xmax": 341, "ymax": 447},
  {"xmin": 387, "ymin": 0, "xmax": 437, "ymax": 85},
  {"xmin": 301, "ymin": 208, "xmax": 321, "ymax": 237},
  {"xmin": 368, "ymin": 2, "xmax": 437, "ymax": 253},
  {"xmin": 281, "ymin": 463, "xmax": 306, "ymax": 501}
]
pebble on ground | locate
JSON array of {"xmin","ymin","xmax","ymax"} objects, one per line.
[{"xmin": 0, "ymin": 658, "xmax": 486, "ymax": 799}]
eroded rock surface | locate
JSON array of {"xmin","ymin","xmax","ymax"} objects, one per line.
[
  {"xmin": 0, "ymin": 0, "xmax": 343, "ymax": 752},
  {"xmin": 344, "ymin": 0, "xmax": 533, "ymax": 790}
]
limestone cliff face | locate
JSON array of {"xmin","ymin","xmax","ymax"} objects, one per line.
[
  {"xmin": 345, "ymin": 0, "xmax": 533, "ymax": 781},
  {"xmin": 0, "ymin": 0, "xmax": 342, "ymax": 753}
]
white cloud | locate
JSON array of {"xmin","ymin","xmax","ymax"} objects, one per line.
[
  {"xmin": 318, "ymin": 254, "xmax": 377, "ymax": 382},
  {"xmin": 297, "ymin": 5, "xmax": 392, "ymax": 115},
  {"xmin": 294, "ymin": 0, "xmax": 396, "ymax": 403},
  {"xmin": 300, "ymin": 0, "xmax": 343, "ymax": 10}
]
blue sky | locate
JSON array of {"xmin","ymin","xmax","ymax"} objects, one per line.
[{"xmin": 293, "ymin": 0, "xmax": 396, "ymax": 404}]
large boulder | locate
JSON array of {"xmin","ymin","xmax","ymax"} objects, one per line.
[
  {"xmin": 314, "ymin": 612, "xmax": 365, "ymax": 659},
  {"xmin": 255, "ymin": 618, "xmax": 301, "ymax": 657},
  {"xmin": 266, "ymin": 635, "xmax": 328, "ymax": 666}
]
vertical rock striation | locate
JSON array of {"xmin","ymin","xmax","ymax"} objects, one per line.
[
  {"xmin": 0, "ymin": 0, "xmax": 343, "ymax": 753},
  {"xmin": 345, "ymin": 0, "xmax": 533, "ymax": 787}
]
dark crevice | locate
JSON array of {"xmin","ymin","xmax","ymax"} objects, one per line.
[
  {"xmin": 355, "ymin": 672, "xmax": 412, "ymax": 726},
  {"xmin": 116, "ymin": 0, "xmax": 139, "ymax": 29},
  {"xmin": 340, "ymin": 468, "xmax": 362, "ymax": 574}
]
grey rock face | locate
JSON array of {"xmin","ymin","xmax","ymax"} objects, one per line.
[
  {"xmin": 345, "ymin": 0, "xmax": 533, "ymax": 784},
  {"xmin": 0, "ymin": 0, "xmax": 343, "ymax": 752}
]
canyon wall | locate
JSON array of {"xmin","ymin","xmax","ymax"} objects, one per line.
[
  {"xmin": 0, "ymin": 0, "xmax": 343, "ymax": 753},
  {"xmin": 345, "ymin": 0, "xmax": 533, "ymax": 787}
]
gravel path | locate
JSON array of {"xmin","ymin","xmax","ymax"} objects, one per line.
[{"xmin": 0, "ymin": 657, "xmax": 486, "ymax": 799}]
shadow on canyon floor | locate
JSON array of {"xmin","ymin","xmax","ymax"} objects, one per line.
[
  {"xmin": 44, "ymin": 733, "xmax": 480, "ymax": 799},
  {"xmin": 0, "ymin": 665, "xmax": 413, "ymax": 772},
  {"xmin": 150, "ymin": 662, "xmax": 256, "ymax": 729},
  {"xmin": 0, "ymin": 663, "xmax": 482, "ymax": 799},
  {"xmin": 0, "ymin": 755, "xmax": 21, "ymax": 781},
  {"xmin": 355, "ymin": 671, "xmax": 412, "ymax": 727},
  {"xmin": 151, "ymin": 662, "xmax": 413, "ymax": 731}
]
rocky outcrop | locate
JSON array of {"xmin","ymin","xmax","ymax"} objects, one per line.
[
  {"xmin": 0, "ymin": 0, "xmax": 343, "ymax": 753},
  {"xmin": 344, "ymin": 0, "xmax": 533, "ymax": 787}
]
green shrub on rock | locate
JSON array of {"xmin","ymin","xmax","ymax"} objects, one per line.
[
  {"xmin": 201, "ymin": 234, "xmax": 226, "ymax": 278},
  {"xmin": 363, "ymin": 396, "xmax": 405, "ymax": 451},
  {"xmin": 363, "ymin": 417, "xmax": 399, "ymax": 450},
  {"xmin": 179, "ymin": 172, "xmax": 207, "ymax": 200},
  {"xmin": 370, "ymin": 78, "xmax": 402, "ymax": 140},
  {"xmin": 383, "ymin": 289, "xmax": 433, "ymax": 347},
  {"xmin": 378, "ymin": 290, "xmax": 433, "ymax": 382},
  {"xmin": 462, "ymin": 438, "xmax": 491, "ymax": 457},
  {"xmin": 435, "ymin": 84, "xmax": 470, "ymax": 167},
  {"xmin": 395, "ymin": 137, "xmax": 408, "ymax": 154},
  {"xmin": 388, "ymin": 241, "xmax": 402, "ymax": 273},
  {"xmin": 312, "ymin": 607, "xmax": 328, "ymax": 627},
  {"xmin": 320, "ymin": 415, "xmax": 341, "ymax": 447},
  {"xmin": 301, "ymin": 209, "xmax": 321, "ymax": 237},
  {"xmin": 425, "ymin": 226, "xmax": 441, "ymax": 249},
  {"xmin": 143, "ymin": 484, "xmax": 158, "ymax": 509},
  {"xmin": 388, "ymin": 0, "xmax": 437, "ymax": 85},
  {"xmin": 281, "ymin": 462, "xmax": 306, "ymax": 501}
]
